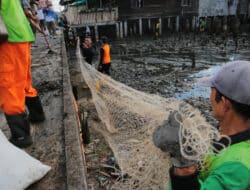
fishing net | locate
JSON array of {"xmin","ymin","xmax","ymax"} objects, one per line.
[{"xmin": 75, "ymin": 41, "xmax": 224, "ymax": 189}]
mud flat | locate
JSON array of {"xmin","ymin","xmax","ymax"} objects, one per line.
[{"xmin": 110, "ymin": 33, "xmax": 250, "ymax": 124}]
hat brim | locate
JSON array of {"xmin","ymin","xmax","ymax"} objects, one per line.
[{"xmin": 196, "ymin": 76, "xmax": 214, "ymax": 87}]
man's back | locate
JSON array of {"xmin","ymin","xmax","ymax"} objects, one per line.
[{"xmin": 0, "ymin": 0, "xmax": 34, "ymax": 42}]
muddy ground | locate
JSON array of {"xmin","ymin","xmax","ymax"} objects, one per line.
[
  {"xmin": 27, "ymin": 32, "xmax": 66, "ymax": 190},
  {"xmin": 72, "ymin": 32, "xmax": 250, "ymax": 189},
  {"xmin": 110, "ymin": 33, "xmax": 250, "ymax": 124}
]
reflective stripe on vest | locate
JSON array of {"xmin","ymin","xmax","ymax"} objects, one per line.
[{"xmin": 102, "ymin": 44, "xmax": 111, "ymax": 64}]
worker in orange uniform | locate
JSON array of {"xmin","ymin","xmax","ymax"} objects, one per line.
[
  {"xmin": 98, "ymin": 36, "xmax": 111, "ymax": 75},
  {"xmin": 0, "ymin": 0, "xmax": 45, "ymax": 148}
]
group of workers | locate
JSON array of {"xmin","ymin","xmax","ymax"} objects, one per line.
[
  {"xmin": 0, "ymin": 0, "xmax": 250, "ymax": 189},
  {"xmin": 80, "ymin": 34, "xmax": 112, "ymax": 75},
  {"xmin": 20, "ymin": 0, "xmax": 57, "ymax": 36}
]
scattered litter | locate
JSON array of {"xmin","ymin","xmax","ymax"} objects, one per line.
[
  {"xmin": 98, "ymin": 176, "xmax": 108, "ymax": 186},
  {"xmin": 98, "ymin": 171, "xmax": 111, "ymax": 178}
]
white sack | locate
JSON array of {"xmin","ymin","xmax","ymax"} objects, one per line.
[{"xmin": 0, "ymin": 130, "xmax": 51, "ymax": 190}]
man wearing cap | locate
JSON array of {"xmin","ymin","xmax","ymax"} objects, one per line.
[{"xmin": 153, "ymin": 61, "xmax": 250, "ymax": 189}]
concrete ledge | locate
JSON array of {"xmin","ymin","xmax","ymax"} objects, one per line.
[{"xmin": 62, "ymin": 37, "xmax": 88, "ymax": 190}]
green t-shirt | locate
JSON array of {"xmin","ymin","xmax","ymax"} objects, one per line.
[
  {"xmin": 169, "ymin": 141, "xmax": 250, "ymax": 190},
  {"xmin": 199, "ymin": 140, "xmax": 250, "ymax": 189},
  {"xmin": 0, "ymin": 0, "xmax": 35, "ymax": 42},
  {"xmin": 199, "ymin": 162, "xmax": 250, "ymax": 190}
]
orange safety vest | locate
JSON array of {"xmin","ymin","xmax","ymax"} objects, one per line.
[{"xmin": 102, "ymin": 44, "xmax": 111, "ymax": 64}]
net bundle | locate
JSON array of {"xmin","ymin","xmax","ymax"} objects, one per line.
[{"xmin": 76, "ymin": 42, "xmax": 223, "ymax": 189}]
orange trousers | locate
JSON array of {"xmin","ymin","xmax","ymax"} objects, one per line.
[{"xmin": 0, "ymin": 42, "xmax": 37, "ymax": 115}]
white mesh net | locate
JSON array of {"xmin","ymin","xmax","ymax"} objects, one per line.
[{"xmin": 76, "ymin": 40, "xmax": 223, "ymax": 189}]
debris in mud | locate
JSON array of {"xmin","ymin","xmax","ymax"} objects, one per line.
[
  {"xmin": 77, "ymin": 98, "xmax": 131, "ymax": 189},
  {"xmin": 36, "ymin": 80, "xmax": 63, "ymax": 93},
  {"xmin": 84, "ymin": 126, "xmax": 122, "ymax": 189}
]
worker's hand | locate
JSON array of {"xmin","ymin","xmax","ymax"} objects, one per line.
[
  {"xmin": 29, "ymin": 19, "xmax": 44, "ymax": 35},
  {"xmin": 152, "ymin": 111, "xmax": 196, "ymax": 168},
  {"xmin": 173, "ymin": 165, "xmax": 197, "ymax": 176},
  {"xmin": 25, "ymin": 9, "xmax": 39, "ymax": 23},
  {"xmin": 40, "ymin": 29, "xmax": 45, "ymax": 35}
]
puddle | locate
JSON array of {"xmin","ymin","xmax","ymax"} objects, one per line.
[{"xmin": 175, "ymin": 64, "xmax": 222, "ymax": 99}]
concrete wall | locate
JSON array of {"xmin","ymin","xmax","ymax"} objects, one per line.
[
  {"xmin": 62, "ymin": 34, "xmax": 88, "ymax": 190},
  {"xmin": 199, "ymin": 0, "xmax": 239, "ymax": 17}
]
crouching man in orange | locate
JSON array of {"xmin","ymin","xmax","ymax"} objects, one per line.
[{"xmin": 0, "ymin": 0, "xmax": 45, "ymax": 148}]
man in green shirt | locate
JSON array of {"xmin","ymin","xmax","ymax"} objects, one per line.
[
  {"xmin": 0, "ymin": 0, "xmax": 45, "ymax": 148},
  {"xmin": 153, "ymin": 61, "xmax": 250, "ymax": 189}
]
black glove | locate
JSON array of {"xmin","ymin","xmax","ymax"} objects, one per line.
[{"xmin": 152, "ymin": 111, "xmax": 196, "ymax": 168}]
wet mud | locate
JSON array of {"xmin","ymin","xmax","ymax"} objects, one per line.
[
  {"xmin": 27, "ymin": 33, "xmax": 66, "ymax": 190},
  {"xmin": 109, "ymin": 33, "xmax": 250, "ymax": 124}
]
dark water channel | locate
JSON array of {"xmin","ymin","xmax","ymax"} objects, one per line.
[{"xmin": 109, "ymin": 33, "xmax": 250, "ymax": 100}]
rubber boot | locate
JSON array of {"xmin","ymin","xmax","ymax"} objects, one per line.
[
  {"xmin": 25, "ymin": 96, "xmax": 45, "ymax": 123},
  {"xmin": 5, "ymin": 113, "xmax": 33, "ymax": 148}
]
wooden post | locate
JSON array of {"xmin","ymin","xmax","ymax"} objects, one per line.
[
  {"xmin": 116, "ymin": 22, "xmax": 120, "ymax": 38},
  {"xmin": 176, "ymin": 16, "xmax": 180, "ymax": 32},
  {"xmin": 94, "ymin": 25, "xmax": 99, "ymax": 41},
  {"xmin": 159, "ymin": 17, "xmax": 162, "ymax": 35},
  {"xmin": 124, "ymin": 21, "xmax": 128, "ymax": 37},
  {"xmin": 192, "ymin": 16, "xmax": 196, "ymax": 31},
  {"xmin": 120, "ymin": 22, "xmax": 124, "ymax": 38},
  {"xmin": 168, "ymin": 17, "xmax": 171, "ymax": 29},
  {"xmin": 148, "ymin": 18, "xmax": 151, "ymax": 30},
  {"xmin": 139, "ymin": 18, "xmax": 142, "ymax": 36}
]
